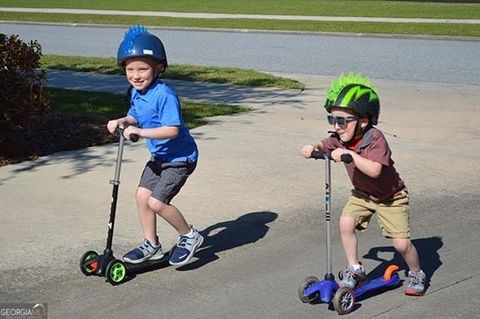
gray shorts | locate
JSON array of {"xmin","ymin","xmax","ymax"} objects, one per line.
[{"xmin": 138, "ymin": 159, "xmax": 196, "ymax": 204}]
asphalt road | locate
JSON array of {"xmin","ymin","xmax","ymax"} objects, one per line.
[{"xmin": 1, "ymin": 23, "xmax": 480, "ymax": 85}]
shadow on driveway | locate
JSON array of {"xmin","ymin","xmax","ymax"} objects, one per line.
[{"xmin": 126, "ymin": 211, "xmax": 278, "ymax": 277}]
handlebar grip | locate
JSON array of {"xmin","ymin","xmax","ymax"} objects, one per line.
[
  {"xmin": 340, "ymin": 154, "xmax": 353, "ymax": 163},
  {"xmin": 130, "ymin": 134, "xmax": 139, "ymax": 142},
  {"xmin": 116, "ymin": 127, "xmax": 139, "ymax": 142},
  {"xmin": 311, "ymin": 151, "xmax": 331, "ymax": 160},
  {"xmin": 310, "ymin": 151, "xmax": 353, "ymax": 163}
]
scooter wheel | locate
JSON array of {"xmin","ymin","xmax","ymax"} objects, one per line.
[
  {"xmin": 105, "ymin": 259, "xmax": 127, "ymax": 285},
  {"xmin": 79, "ymin": 250, "xmax": 99, "ymax": 276},
  {"xmin": 333, "ymin": 286, "xmax": 355, "ymax": 315},
  {"xmin": 298, "ymin": 276, "xmax": 319, "ymax": 303}
]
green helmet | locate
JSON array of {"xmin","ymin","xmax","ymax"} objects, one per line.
[{"xmin": 324, "ymin": 73, "xmax": 380, "ymax": 125}]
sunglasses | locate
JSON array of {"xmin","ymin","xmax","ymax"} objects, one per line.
[{"xmin": 327, "ymin": 115, "xmax": 359, "ymax": 126}]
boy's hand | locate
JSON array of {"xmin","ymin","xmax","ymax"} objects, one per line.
[
  {"xmin": 331, "ymin": 148, "xmax": 352, "ymax": 162},
  {"xmin": 123, "ymin": 126, "xmax": 140, "ymax": 141},
  {"xmin": 107, "ymin": 120, "xmax": 119, "ymax": 135},
  {"xmin": 300, "ymin": 145, "xmax": 315, "ymax": 158}
]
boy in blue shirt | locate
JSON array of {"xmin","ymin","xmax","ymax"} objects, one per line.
[{"xmin": 107, "ymin": 25, "xmax": 203, "ymax": 266}]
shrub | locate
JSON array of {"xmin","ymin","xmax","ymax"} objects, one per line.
[{"xmin": 0, "ymin": 33, "xmax": 49, "ymax": 131}]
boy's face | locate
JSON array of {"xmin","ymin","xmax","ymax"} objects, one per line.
[
  {"xmin": 328, "ymin": 108, "xmax": 368, "ymax": 142},
  {"xmin": 124, "ymin": 57, "xmax": 164, "ymax": 92}
]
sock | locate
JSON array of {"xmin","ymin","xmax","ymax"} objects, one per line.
[
  {"xmin": 352, "ymin": 264, "xmax": 363, "ymax": 271},
  {"xmin": 183, "ymin": 228, "xmax": 194, "ymax": 238},
  {"xmin": 147, "ymin": 238, "xmax": 160, "ymax": 247}
]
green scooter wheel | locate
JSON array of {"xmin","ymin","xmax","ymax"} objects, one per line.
[
  {"xmin": 79, "ymin": 250, "xmax": 99, "ymax": 276},
  {"xmin": 106, "ymin": 259, "xmax": 127, "ymax": 285}
]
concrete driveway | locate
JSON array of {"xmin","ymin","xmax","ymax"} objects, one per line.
[{"xmin": 0, "ymin": 73, "xmax": 479, "ymax": 318}]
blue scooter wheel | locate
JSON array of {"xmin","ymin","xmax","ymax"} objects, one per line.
[{"xmin": 298, "ymin": 276, "xmax": 319, "ymax": 303}]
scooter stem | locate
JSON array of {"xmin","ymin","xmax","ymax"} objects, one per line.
[
  {"xmin": 113, "ymin": 134, "xmax": 126, "ymax": 185},
  {"xmin": 324, "ymin": 154, "xmax": 333, "ymax": 277},
  {"xmin": 105, "ymin": 133, "xmax": 126, "ymax": 252}
]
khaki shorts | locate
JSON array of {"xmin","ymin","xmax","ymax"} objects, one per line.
[{"xmin": 342, "ymin": 191, "xmax": 410, "ymax": 238}]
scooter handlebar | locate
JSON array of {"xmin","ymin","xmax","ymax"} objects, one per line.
[
  {"xmin": 129, "ymin": 134, "xmax": 139, "ymax": 143},
  {"xmin": 116, "ymin": 127, "xmax": 139, "ymax": 142},
  {"xmin": 311, "ymin": 151, "xmax": 353, "ymax": 163}
]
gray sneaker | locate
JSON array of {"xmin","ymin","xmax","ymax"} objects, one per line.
[
  {"xmin": 340, "ymin": 265, "xmax": 367, "ymax": 288},
  {"xmin": 169, "ymin": 226, "xmax": 204, "ymax": 266},
  {"xmin": 123, "ymin": 239, "xmax": 164, "ymax": 264},
  {"xmin": 405, "ymin": 270, "xmax": 426, "ymax": 296}
]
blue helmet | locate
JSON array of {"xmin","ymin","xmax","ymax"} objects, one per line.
[{"xmin": 117, "ymin": 25, "xmax": 168, "ymax": 67}]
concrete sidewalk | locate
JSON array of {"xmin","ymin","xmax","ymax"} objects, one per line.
[
  {"xmin": 2, "ymin": 7, "xmax": 480, "ymax": 24},
  {"xmin": 1, "ymin": 72, "xmax": 479, "ymax": 318},
  {"xmin": 46, "ymin": 69, "xmax": 305, "ymax": 108}
]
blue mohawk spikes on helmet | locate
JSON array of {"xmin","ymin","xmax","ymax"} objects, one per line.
[
  {"xmin": 122, "ymin": 25, "xmax": 148, "ymax": 52},
  {"xmin": 117, "ymin": 24, "xmax": 168, "ymax": 67}
]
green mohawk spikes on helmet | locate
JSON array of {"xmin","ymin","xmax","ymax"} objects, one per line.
[{"xmin": 325, "ymin": 73, "xmax": 380, "ymax": 125}]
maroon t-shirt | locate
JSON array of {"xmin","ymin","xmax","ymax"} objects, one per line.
[{"xmin": 321, "ymin": 128, "xmax": 406, "ymax": 203}]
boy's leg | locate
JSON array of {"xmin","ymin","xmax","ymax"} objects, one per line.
[
  {"xmin": 393, "ymin": 237, "xmax": 425, "ymax": 295},
  {"xmin": 148, "ymin": 197, "xmax": 204, "ymax": 266},
  {"xmin": 136, "ymin": 187, "xmax": 159, "ymax": 244},
  {"xmin": 148, "ymin": 197, "xmax": 190, "ymax": 234},
  {"xmin": 392, "ymin": 238, "xmax": 421, "ymax": 272},
  {"xmin": 377, "ymin": 193, "xmax": 425, "ymax": 295},
  {"xmin": 339, "ymin": 195, "xmax": 374, "ymax": 288},
  {"xmin": 148, "ymin": 163, "xmax": 203, "ymax": 266},
  {"xmin": 122, "ymin": 187, "xmax": 164, "ymax": 264},
  {"xmin": 341, "ymin": 195, "xmax": 374, "ymax": 265},
  {"xmin": 339, "ymin": 216, "xmax": 360, "ymax": 266}
]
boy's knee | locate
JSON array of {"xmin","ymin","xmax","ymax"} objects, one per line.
[
  {"xmin": 148, "ymin": 196, "xmax": 167, "ymax": 213},
  {"xmin": 135, "ymin": 187, "xmax": 150, "ymax": 203},
  {"xmin": 393, "ymin": 238, "xmax": 412, "ymax": 254}
]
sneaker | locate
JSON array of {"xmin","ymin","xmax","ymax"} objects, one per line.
[
  {"xmin": 405, "ymin": 270, "xmax": 426, "ymax": 296},
  {"xmin": 340, "ymin": 265, "xmax": 367, "ymax": 288},
  {"xmin": 123, "ymin": 239, "xmax": 164, "ymax": 264},
  {"xmin": 169, "ymin": 226, "xmax": 204, "ymax": 266}
]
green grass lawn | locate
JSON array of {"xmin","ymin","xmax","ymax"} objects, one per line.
[
  {"xmin": 49, "ymin": 87, "xmax": 250, "ymax": 129},
  {"xmin": 41, "ymin": 55, "xmax": 304, "ymax": 90},
  {"xmin": 2, "ymin": 0, "xmax": 480, "ymax": 18},
  {"xmin": 1, "ymin": 0, "xmax": 479, "ymax": 37}
]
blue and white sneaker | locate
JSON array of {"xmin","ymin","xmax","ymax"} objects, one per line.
[
  {"xmin": 169, "ymin": 226, "xmax": 204, "ymax": 266},
  {"xmin": 123, "ymin": 239, "xmax": 164, "ymax": 264}
]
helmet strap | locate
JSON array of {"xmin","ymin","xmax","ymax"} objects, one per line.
[{"xmin": 340, "ymin": 120, "xmax": 370, "ymax": 148}]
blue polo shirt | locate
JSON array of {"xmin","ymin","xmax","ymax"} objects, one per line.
[{"xmin": 127, "ymin": 79, "xmax": 198, "ymax": 163}]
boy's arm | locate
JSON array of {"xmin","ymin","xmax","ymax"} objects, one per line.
[
  {"xmin": 331, "ymin": 148, "xmax": 382, "ymax": 178},
  {"xmin": 126, "ymin": 125, "xmax": 179, "ymax": 140}
]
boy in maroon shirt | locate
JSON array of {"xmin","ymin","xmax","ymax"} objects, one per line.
[{"xmin": 301, "ymin": 73, "xmax": 425, "ymax": 296}]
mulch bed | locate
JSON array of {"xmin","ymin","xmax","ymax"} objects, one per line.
[{"xmin": 0, "ymin": 113, "xmax": 116, "ymax": 167}]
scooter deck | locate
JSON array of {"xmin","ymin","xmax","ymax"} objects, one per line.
[
  {"xmin": 304, "ymin": 279, "xmax": 339, "ymax": 303},
  {"xmin": 354, "ymin": 273, "xmax": 401, "ymax": 299},
  {"xmin": 303, "ymin": 273, "xmax": 401, "ymax": 304},
  {"xmin": 124, "ymin": 253, "xmax": 171, "ymax": 275}
]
